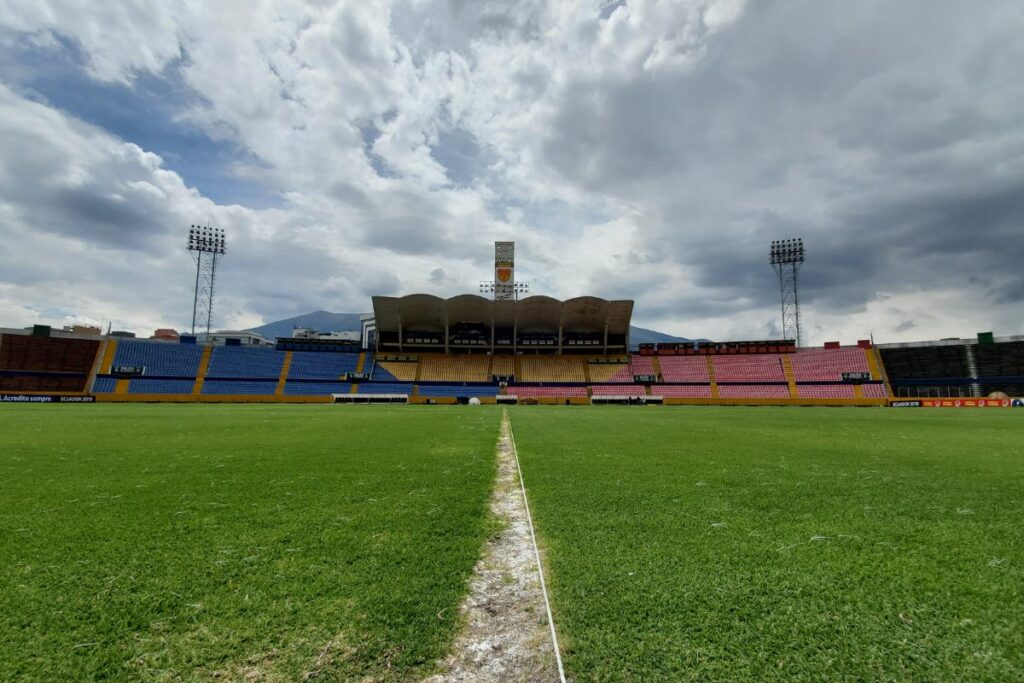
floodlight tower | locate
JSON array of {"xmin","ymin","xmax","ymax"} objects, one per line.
[
  {"xmin": 187, "ymin": 225, "xmax": 226, "ymax": 336},
  {"xmin": 769, "ymin": 238, "xmax": 805, "ymax": 347},
  {"xmin": 479, "ymin": 241, "xmax": 530, "ymax": 301}
]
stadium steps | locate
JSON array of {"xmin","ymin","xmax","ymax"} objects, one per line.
[
  {"xmin": 87, "ymin": 339, "xmax": 114, "ymax": 391},
  {"xmin": 414, "ymin": 358, "xmax": 423, "ymax": 382},
  {"xmin": 349, "ymin": 381, "xmax": 358, "ymax": 394},
  {"xmin": 275, "ymin": 351, "xmax": 293, "ymax": 396},
  {"xmin": 355, "ymin": 352, "xmax": 367, "ymax": 375},
  {"xmin": 853, "ymin": 384, "xmax": 864, "ymax": 398},
  {"xmin": 705, "ymin": 357, "xmax": 719, "ymax": 398},
  {"xmin": 192, "ymin": 345, "xmax": 213, "ymax": 395},
  {"xmin": 782, "ymin": 355, "xmax": 798, "ymax": 398},
  {"xmin": 98, "ymin": 339, "xmax": 118, "ymax": 374},
  {"xmin": 487, "ymin": 354, "xmax": 494, "ymax": 380},
  {"xmin": 866, "ymin": 347, "xmax": 893, "ymax": 398},
  {"xmin": 652, "ymin": 355, "xmax": 663, "ymax": 382},
  {"xmin": 584, "ymin": 361, "xmax": 592, "ymax": 384},
  {"xmin": 115, "ymin": 378, "xmax": 130, "ymax": 395}
]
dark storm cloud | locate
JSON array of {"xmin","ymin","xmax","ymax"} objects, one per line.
[{"xmin": 537, "ymin": 0, "xmax": 1024, "ymax": 326}]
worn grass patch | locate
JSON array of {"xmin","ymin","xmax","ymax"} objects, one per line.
[
  {"xmin": 0, "ymin": 404, "xmax": 500, "ymax": 681},
  {"xmin": 510, "ymin": 406, "xmax": 1024, "ymax": 682}
]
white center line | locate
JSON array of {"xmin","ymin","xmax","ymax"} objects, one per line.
[{"xmin": 504, "ymin": 408, "xmax": 568, "ymax": 683}]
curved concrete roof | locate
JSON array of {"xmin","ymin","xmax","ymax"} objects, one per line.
[{"xmin": 372, "ymin": 294, "xmax": 634, "ymax": 338}]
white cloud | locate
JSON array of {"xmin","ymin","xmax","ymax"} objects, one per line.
[{"xmin": 0, "ymin": 0, "xmax": 1022, "ymax": 344}]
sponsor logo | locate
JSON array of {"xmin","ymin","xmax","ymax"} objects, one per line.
[
  {"xmin": 890, "ymin": 400, "xmax": 921, "ymax": 408},
  {"xmin": 496, "ymin": 266, "xmax": 513, "ymax": 283}
]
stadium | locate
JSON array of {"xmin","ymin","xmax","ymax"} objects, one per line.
[
  {"xmin": 3, "ymin": 3, "xmax": 1023, "ymax": 681},
  {"xmin": 2, "ymin": 239, "xmax": 1022, "ymax": 682}
]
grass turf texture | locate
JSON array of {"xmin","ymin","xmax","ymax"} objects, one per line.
[
  {"xmin": 510, "ymin": 406, "xmax": 1024, "ymax": 682},
  {"xmin": 0, "ymin": 405, "xmax": 500, "ymax": 681}
]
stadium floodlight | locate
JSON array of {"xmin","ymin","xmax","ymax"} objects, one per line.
[
  {"xmin": 769, "ymin": 238, "xmax": 805, "ymax": 347},
  {"xmin": 480, "ymin": 281, "xmax": 530, "ymax": 298},
  {"xmin": 187, "ymin": 225, "xmax": 227, "ymax": 336}
]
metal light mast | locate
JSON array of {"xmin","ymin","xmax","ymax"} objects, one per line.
[
  {"xmin": 187, "ymin": 225, "xmax": 226, "ymax": 336},
  {"xmin": 480, "ymin": 241, "xmax": 529, "ymax": 301},
  {"xmin": 769, "ymin": 238, "xmax": 805, "ymax": 347}
]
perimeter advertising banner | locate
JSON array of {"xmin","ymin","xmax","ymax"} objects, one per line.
[
  {"xmin": 904, "ymin": 398, "xmax": 1020, "ymax": 408},
  {"xmin": 0, "ymin": 394, "xmax": 96, "ymax": 403}
]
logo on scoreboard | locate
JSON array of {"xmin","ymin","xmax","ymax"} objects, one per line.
[{"xmin": 496, "ymin": 263, "xmax": 513, "ymax": 283}]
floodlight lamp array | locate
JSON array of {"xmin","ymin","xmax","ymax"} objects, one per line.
[
  {"xmin": 187, "ymin": 225, "xmax": 227, "ymax": 254},
  {"xmin": 769, "ymin": 238, "xmax": 805, "ymax": 264}
]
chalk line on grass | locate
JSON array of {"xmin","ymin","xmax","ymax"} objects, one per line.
[{"xmin": 423, "ymin": 410, "xmax": 563, "ymax": 683}]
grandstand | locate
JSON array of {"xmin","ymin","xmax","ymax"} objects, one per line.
[{"xmin": 12, "ymin": 296, "xmax": 1024, "ymax": 407}]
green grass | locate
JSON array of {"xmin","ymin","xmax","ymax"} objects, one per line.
[
  {"xmin": 510, "ymin": 406, "xmax": 1024, "ymax": 682},
  {"xmin": 0, "ymin": 405, "xmax": 501, "ymax": 681}
]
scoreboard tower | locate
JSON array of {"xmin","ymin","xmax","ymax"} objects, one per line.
[{"xmin": 480, "ymin": 241, "xmax": 529, "ymax": 301}]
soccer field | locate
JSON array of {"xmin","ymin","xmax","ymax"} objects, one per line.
[
  {"xmin": 0, "ymin": 405, "xmax": 499, "ymax": 681},
  {"xmin": 1, "ymin": 405, "xmax": 1021, "ymax": 681},
  {"xmin": 510, "ymin": 407, "xmax": 1024, "ymax": 681}
]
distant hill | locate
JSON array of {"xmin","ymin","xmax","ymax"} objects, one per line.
[
  {"xmin": 249, "ymin": 311, "xmax": 694, "ymax": 349},
  {"xmin": 248, "ymin": 311, "xmax": 365, "ymax": 340}
]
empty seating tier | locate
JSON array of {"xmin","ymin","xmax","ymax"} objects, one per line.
[
  {"xmin": 790, "ymin": 348, "xmax": 869, "ymax": 382},
  {"xmin": 129, "ymin": 379, "xmax": 195, "ymax": 394},
  {"xmin": 287, "ymin": 352, "xmax": 359, "ymax": 380},
  {"xmin": 518, "ymin": 356, "xmax": 586, "ymax": 383},
  {"xmin": 659, "ymin": 356, "xmax": 709, "ymax": 382},
  {"xmin": 419, "ymin": 355, "xmax": 491, "ymax": 382},
  {"xmin": 507, "ymin": 386, "xmax": 588, "ymax": 398},
  {"xmin": 655, "ymin": 385, "xmax": 713, "ymax": 398},
  {"xmin": 587, "ymin": 361, "xmax": 630, "ymax": 383},
  {"xmin": 418, "ymin": 385, "xmax": 499, "ymax": 397},
  {"xmin": 796, "ymin": 384, "xmax": 856, "ymax": 399},
  {"xmin": 373, "ymin": 361, "xmax": 417, "ymax": 382},
  {"xmin": 591, "ymin": 384, "xmax": 645, "ymax": 396},
  {"xmin": 861, "ymin": 383, "xmax": 889, "ymax": 398},
  {"xmin": 491, "ymin": 356, "xmax": 514, "ymax": 377},
  {"xmin": 358, "ymin": 383, "xmax": 413, "ymax": 394},
  {"xmin": 206, "ymin": 347, "xmax": 284, "ymax": 379},
  {"xmin": 0, "ymin": 334, "xmax": 99, "ymax": 374},
  {"xmin": 201, "ymin": 380, "xmax": 278, "ymax": 395},
  {"xmin": 284, "ymin": 381, "xmax": 352, "ymax": 395},
  {"xmin": 112, "ymin": 341, "xmax": 203, "ymax": 377},
  {"xmin": 0, "ymin": 375, "xmax": 89, "ymax": 392},
  {"xmin": 713, "ymin": 355, "xmax": 786, "ymax": 382},
  {"xmin": 717, "ymin": 384, "xmax": 791, "ymax": 398},
  {"xmin": 91, "ymin": 377, "xmax": 117, "ymax": 393}
]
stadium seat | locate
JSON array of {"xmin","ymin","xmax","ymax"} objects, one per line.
[
  {"xmin": 590, "ymin": 384, "xmax": 646, "ymax": 396},
  {"xmin": 111, "ymin": 340, "xmax": 203, "ymax": 377},
  {"xmin": 206, "ymin": 346, "xmax": 284, "ymax": 379},
  {"xmin": 128, "ymin": 378, "xmax": 195, "ymax": 394},
  {"xmin": 654, "ymin": 385, "xmax": 713, "ymax": 398},
  {"xmin": 201, "ymin": 379, "xmax": 278, "ymax": 395},
  {"xmin": 287, "ymin": 352, "xmax": 359, "ymax": 380},
  {"xmin": 861, "ymin": 383, "xmax": 889, "ymax": 398},
  {"xmin": 417, "ymin": 384, "xmax": 498, "ymax": 397},
  {"xmin": 507, "ymin": 385, "xmax": 588, "ymax": 398},
  {"xmin": 284, "ymin": 381, "xmax": 352, "ymax": 395},
  {"xmin": 712, "ymin": 356, "xmax": 786, "ymax": 382},
  {"xmin": 717, "ymin": 384, "xmax": 791, "ymax": 398},
  {"xmin": 791, "ymin": 348, "xmax": 869, "ymax": 382},
  {"xmin": 795, "ymin": 384, "xmax": 856, "ymax": 398},
  {"xmin": 419, "ymin": 355, "xmax": 491, "ymax": 382},
  {"xmin": 518, "ymin": 356, "xmax": 586, "ymax": 383},
  {"xmin": 91, "ymin": 377, "xmax": 117, "ymax": 393},
  {"xmin": 358, "ymin": 383, "xmax": 413, "ymax": 394},
  {"xmin": 659, "ymin": 356, "xmax": 710, "ymax": 382}
]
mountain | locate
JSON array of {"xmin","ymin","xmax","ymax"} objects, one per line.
[
  {"xmin": 629, "ymin": 326, "xmax": 693, "ymax": 347},
  {"xmin": 248, "ymin": 311, "xmax": 365, "ymax": 340},
  {"xmin": 248, "ymin": 311, "xmax": 694, "ymax": 348}
]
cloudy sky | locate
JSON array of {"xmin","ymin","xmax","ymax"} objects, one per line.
[{"xmin": 1, "ymin": 1, "xmax": 1022, "ymax": 344}]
